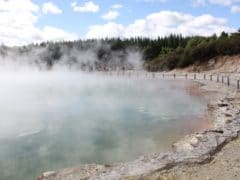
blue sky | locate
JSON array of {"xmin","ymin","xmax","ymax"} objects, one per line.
[{"xmin": 0, "ymin": 0, "xmax": 240, "ymax": 45}]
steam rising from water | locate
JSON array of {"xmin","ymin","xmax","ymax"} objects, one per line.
[
  {"xmin": 0, "ymin": 70, "xmax": 208, "ymax": 180},
  {"xmin": 0, "ymin": 45, "xmax": 207, "ymax": 180},
  {"xmin": 0, "ymin": 42, "xmax": 143, "ymax": 71}
]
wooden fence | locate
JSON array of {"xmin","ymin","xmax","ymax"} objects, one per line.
[
  {"xmin": 104, "ymin": 71, "xmax": 240, "ymax": 90},
  {"xmin": 157, "ymin": 73, "xmax": 240, "ymax": 90}
]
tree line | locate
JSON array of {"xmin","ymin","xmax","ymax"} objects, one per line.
[
  {"xmin": 0, "ymin": 30, "xmax": 240, "ymax": 71},
  {"xmin": 145, "ymin": 30, "xmax": 240, "ymax": 71}
]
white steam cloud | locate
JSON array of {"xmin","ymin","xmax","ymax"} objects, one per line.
[{"xmin": 0, "ymin": 42, "xmax": 143, "ymax": 71}]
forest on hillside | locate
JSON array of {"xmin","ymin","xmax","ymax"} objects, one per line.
[{"xmin": 0, "ymin": 30, "xmax": 239, "ymax": 71}]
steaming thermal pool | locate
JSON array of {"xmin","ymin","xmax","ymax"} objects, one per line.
[{"xmin": 0, "ymin": 72, "xmax": 208, "ymax": 180}]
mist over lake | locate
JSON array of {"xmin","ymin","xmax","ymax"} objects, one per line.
[{"xmin": 0, "ymin": 71, "xmax": 208, "ymax": 180}]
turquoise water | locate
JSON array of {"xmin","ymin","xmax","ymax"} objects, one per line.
[{"xmin": 0, "ymin": 72, "xmax": 207, "ymax": 180}]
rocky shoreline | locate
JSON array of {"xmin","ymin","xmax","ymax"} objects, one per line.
[{"xmin": 38, "ymin": 80, "xmax": 240, "ymax": 180}]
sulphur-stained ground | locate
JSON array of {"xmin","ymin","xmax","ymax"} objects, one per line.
[{"xmin": 147, "ymin": 136, "xmax": 240, "ymax": 180}]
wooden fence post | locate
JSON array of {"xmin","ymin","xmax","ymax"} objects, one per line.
[
  {"xmin": 174, "ymin": 74, "xmax": 176, "ymax": 79},
  {"xmin": 227, "ymin": 77, "xmax": 230, "ymax": 86},
  {"xmin": 152, "ymin": 73, "xmax": 155, "ymax": 78},
  {"xmin": 222, "ymin": 76, "xmax": 224, "ymax": 83},
  {"xmin": 217, "ymin": 75, "xmax": 219, "ymax": 82},
  {"xmin": 210, "ymin": 75, "xmax": 212, "ymax": 81},
  {"xmin": 237, "ymin": 80, "xmax": 240, "ymax": 90}
]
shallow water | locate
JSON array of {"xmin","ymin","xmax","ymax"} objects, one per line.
[{"xmin": 0, "ymin": 72, "xmax": 208, "ymax": 180}]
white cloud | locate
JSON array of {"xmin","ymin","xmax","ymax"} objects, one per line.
[
  {"xmin": 102, "ymin": 4, "xmax": 122, "ymax": 21},
  {"xmin": 192, "ymin": 0, "xmax": 240, "ymax": 13},
  {"xmin": 111, "ymin": 4, "xmax": 123, "ymax": 9},
  {"xmin": 193, "ymin": 0, "xmax": 240, "ymax": 6},
  {"xmin": 86, "ymin": 23, "xmax": 124, "ymax": 38},
  {"xmin": 86, "ymin": 11, "xmax": 235, "ymax": 39},
  {"xmin": 40, "ymin": 26, "xmax": 78, "ymax": 41},
  {"xmin": 42, "ymin": 2, "xmax": 62, "ymax": 15},
  {"xmin": 214, "ymin": 0, "xmax": 231, "ymax": 5},
  {"xmin": 0, "ymin": 0, "xmax": 39, "ymax": 12},
  {"xmin": 231, "ymin": 5, "xmax": 240, "ymax": 13},
  {"xmin": 102, "ymin": 10, "xmax": 119, "ymax": 20},
  {"xmin": 209, "ymin": 0, "xmax": 240, "ymax": 6},
  {"xmin": 0, "ymin": 0, "xmax": 77, "ymax": 46},
  {"xmin": 71, "ymin": 1, "xmax": 99, "ymax": 13}
]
